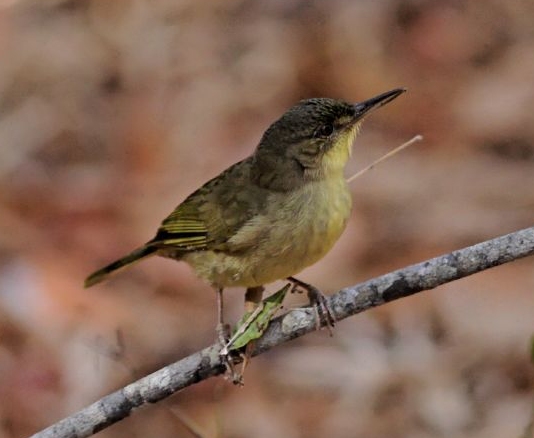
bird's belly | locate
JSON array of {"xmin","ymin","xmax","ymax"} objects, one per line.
[{"xmin": 183, "ymin": 180, "xmax": 352, "ymax": 288}]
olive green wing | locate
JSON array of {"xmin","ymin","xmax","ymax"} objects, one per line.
[
  {"xmin": 148, "ymin": 158, "xmax": 267, "ymax": 253},
  {"xmin": 150, "ymin": 201, "xmax": 211, "ymax": 250}
]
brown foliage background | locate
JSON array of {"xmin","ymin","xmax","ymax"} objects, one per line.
[{"xmin": 0, "ymin": 1, "xmax": 533, "ymax": 437}]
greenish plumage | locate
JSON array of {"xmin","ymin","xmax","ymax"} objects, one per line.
[{"xmin": 85, "ymin": 89, "xmax": 405, "ymax": 296}]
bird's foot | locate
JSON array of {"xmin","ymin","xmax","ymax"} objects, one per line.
[
  {"xmin": 287, "ymin": 276, "xmax": 336, "ymax": 334},
  {"xmin": 217, "ymin": 332, "xmax": 244, "ymax": 385},
  {"xmin": 218, "ymin": 299, "xmax": 268, "ymax": 386},
  {"xmin": 220, "ymin": 284, "xmax": 290, "ymax": 385},
  {"xmin": 221, "ymin": 345, "xmax": 253, "ymax": 386}
]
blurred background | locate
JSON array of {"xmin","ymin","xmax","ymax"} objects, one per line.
[{"xmin": 0, "ymin": 0, "xmax": 533, "ymax": 437}]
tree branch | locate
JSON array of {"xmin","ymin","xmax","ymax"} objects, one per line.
[{"xmin": 31, "ymin": 226, "xmax": 534, "ymax": 438}]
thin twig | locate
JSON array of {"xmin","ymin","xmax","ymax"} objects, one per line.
[
  {"xmin": 346, "ymin": 134, "xmax": 423, "ymax": 183},
  {"xmin": 30, "ymin": 226, "xmax": 534, "ymax": 438}
]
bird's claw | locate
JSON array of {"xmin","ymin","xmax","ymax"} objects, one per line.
[
  {"xmin": 307, "ymin": 285, "xmax": 336, "ymax": 335},
  {"xmin": 218, "ymin": 346, "xmax": 244, "ymax": 386},
  {"xmin": 287, "ymin": 277, "xmax": 336, "ymax": 334}
]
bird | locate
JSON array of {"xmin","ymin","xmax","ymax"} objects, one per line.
[{"xmin": 85, "ymin": 87, "xmax": 406, "ymax": 346}]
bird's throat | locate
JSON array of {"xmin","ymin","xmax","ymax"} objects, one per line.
[{"xmin": 321, "ymin": 123, "xmax": 359, "ymax": 175}]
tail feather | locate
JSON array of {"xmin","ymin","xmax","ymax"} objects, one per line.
[{"xmin": 84, "ymin": 245, "xmax": 157, "ymax": 288}]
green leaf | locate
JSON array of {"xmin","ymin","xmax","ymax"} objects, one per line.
[{"xmin": 228, "ymin": 284, "xmax": 290, "ymax": 351}]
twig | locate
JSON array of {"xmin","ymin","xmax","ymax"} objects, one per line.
[
  {"xmin": 346, "ymin": 134, "xmax": 423, "ymax": 183},
  {"xmin": 30, "ymin": 226, "xmax": 534, "ymax": 438}
]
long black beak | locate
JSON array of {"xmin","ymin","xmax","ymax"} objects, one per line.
[{"xmin": 353, "ymin": 88, "xmax": 406, "ymax": 120}]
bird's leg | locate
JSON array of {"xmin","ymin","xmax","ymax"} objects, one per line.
[
  {"xmin": 244, "ymin": 285, "xmax": 265, "ymax": 313},
  {"xmin": 215, "ymin": 286, "xmax": 241, "ymax": 383},
  {"xmin": 221, "ymin": 286, "xmax": 265, "ymax": 385},
  {"xmin": 287, "ymin": 276, "xmax": 336, "ymax": 333},
  {"xmin": 215, "ymin": 287, "xmax": 229, "ymax": 345}
]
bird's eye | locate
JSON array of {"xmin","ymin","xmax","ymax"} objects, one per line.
[{"xmin": 314, "ymin": 123, "xmax": 334, "ymax": 138}]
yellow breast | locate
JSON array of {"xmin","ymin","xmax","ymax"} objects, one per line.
[{"xmin": 183, "ymin": 175, "xmax": 352, "ymax": 288}]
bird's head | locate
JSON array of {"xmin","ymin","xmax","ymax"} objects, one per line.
[{"xmin": 253, "ymin": 88, "xmax": 405, "ymax": 190}]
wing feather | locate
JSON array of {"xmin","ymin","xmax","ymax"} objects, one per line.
[{"xmin": 148, "ymin": 158, "xmax": 269, "ymax": 253}]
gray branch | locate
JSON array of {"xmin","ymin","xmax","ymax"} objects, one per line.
[{"xmin": 31, "ymin": 226, "xmax": 534, "ymax": 438}]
